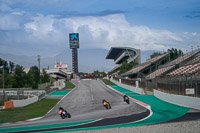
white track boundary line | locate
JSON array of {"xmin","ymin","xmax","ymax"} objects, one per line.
[
  {"xmin": 48, "ymin": 118, "xmax": 103, "ymax": 133},
  {"xmin": 105, "ymin": 84, "xmax": 153, "ymax": 124},
  {"xmin": 46, "ymin": 85, "xmax": 78, "ymax": 116}
]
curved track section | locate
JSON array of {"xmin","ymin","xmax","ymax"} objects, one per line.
[{"xmin": 0, "ymin": 80, "xmax": 149, "ymax": 133}]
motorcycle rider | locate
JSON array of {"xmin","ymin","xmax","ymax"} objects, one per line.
[
  {"xmin": 102, "ymin": 99, "xmax": 108, "ymax": 106},
  {"xmin": 59, "ymin": 107, "xmax": 66, "ymax": 116},
  {"xmin": 123, "ymin": 95, "xmax": 130, "ymax": 103}
]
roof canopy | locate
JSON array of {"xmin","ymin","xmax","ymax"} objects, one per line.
[{"xmin": 106, "ymin": 47, "xmax": 139, "ymax": 59}]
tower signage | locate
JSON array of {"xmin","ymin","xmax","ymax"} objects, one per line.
[{"xmin": 69, "ymin": 33, "xmax": 79, "ymax": 49}]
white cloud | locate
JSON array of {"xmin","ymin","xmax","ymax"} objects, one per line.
[
  {"xmin": 0, "ymin": 14, "xmax": 21, "ymax": 30},
  {"xmin": 1, "ymin": 12, "xmax": 200, "ymax": 56},
  {"xmin": 24, "ymin": 13, "xmax": 199, "ymax": 52}
]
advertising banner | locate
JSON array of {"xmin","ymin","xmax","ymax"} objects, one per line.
[
  {"xmin": 69, "ymin": 33, "xmax": 79, "ymax": 48},
  {"xmin": 185, "ymin": 88, "xmax": 195, "ymax": 94}
]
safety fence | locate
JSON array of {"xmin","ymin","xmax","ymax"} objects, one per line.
[
  {"xmin": 112, "ymin": 76, "xmax": 200, "ymax": 97},
  {"xmin": 157, "ymin": 76, "xmax": 200, "ymax": 97}
]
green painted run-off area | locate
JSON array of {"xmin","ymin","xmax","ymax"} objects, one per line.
[
  {"xmin": 110, "ymin": 85, "xmax": 189, "ymax": 125},
  {"xmin": 49, "ymin": 91, "xmax": 70, "ymax": 96}
]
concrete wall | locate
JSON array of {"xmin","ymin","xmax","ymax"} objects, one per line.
[
  {"xmin": 12, "ymin": 96, "xmax": 38, "ymax": 107},
  {"xmin": 0, "ymin": 90, "xmax": 45, "ymax": 96},
  {"xmin": 111, "ymin": 79, "xmax": 145, "ymax": 95},
  {"xmin": 154, "ymin": 89, "xmax": 200, "ymax": 110},
  {"xmin": 54, "ymin": 79, "xmax": 65, "ymax": 90}
]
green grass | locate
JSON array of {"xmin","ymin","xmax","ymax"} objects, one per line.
[
  {"xmin": 0, "ymin": 99, "xmax": 59, "ymax": 123},
  {"xmin": 101, "ymin": 79, "xmax": 116, "ymax": 85},
  {"xmin": 59, "ymin": 81, "xmax": 75, "ymax": 91}
]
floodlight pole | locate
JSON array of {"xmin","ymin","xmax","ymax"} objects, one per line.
[
  {"xmin": 0, "ymin": 66, "xmax": 4, "ymax": 89},
  {"xmin": 3, "ymin": 66, "xmax": 4, "ymax": 89},
  {"xmin": 37, "ymin": 55, "xmax": 40, "ymax": 71}
]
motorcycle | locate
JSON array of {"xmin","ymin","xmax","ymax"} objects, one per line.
[
  {"xmin": 102, "ymin": 99, "xmax": 111, "ymax": 109},
  {"xmin": 59, "ymin": 110, "xmax": 71, "ymax": 119},
  {"xmin": 123, "ymin": 95, "xmax": 130, "ymax": 104}
]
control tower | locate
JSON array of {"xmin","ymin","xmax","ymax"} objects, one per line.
[{"xmin": 69, "ymin": 33, "xmax": 79, "ymax": 78}]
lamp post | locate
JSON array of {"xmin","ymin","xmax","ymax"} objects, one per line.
[
  {"xmin": 37, "ymin": 55, "xmax": 40, "ymax": 71},
  {"xmin": 191, "ymin": 46, "xmax": 193, "ymax": 52},
  {"xmin": 0, "ymin": 66, "xmax": 4, "ymax": 89}
]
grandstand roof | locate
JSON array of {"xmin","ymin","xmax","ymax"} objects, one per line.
[
  {"xmin": 106, "ymin": 47, "xmax": 137, "ymax": 59},
  {"xmin": 106, "ymin": 47, "xmax": 141, "ymax": 64}
]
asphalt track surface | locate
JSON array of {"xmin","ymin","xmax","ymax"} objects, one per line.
[{"xmin": 0, "ymin": 80, "xmax": 149, "ymax": 133}]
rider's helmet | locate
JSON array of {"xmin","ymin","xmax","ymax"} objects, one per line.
[{"xmin": 59, "ymin": 107, "xmax": 64, "ymax": 110}]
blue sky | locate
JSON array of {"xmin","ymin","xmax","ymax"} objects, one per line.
[{"xmin": 0, "ymin": 0, "xmax": 200, "ymax": 72}]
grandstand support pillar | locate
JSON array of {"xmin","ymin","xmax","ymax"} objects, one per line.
[{"xmin": 145, "ymin": 80, "xmax": 148, "ymax": 95}]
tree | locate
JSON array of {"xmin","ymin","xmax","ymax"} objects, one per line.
[
  {"xmin": 168, "ymin": 48, "xmax": 183, "ymax": 60},
  {"xmin": 28, "ymin": 66, "xmax": 40, "ymax": 89},
  {"xmin": 93, "ymin": 70, "xmax": 100, "ymax": 75},
  {"xmin": 41, "ymin": 69, "xmax": 50, "ymax": 83},
  {"xmin": 13, "ymin": 65, "xmax": 26, "ymax": 88},
  {"xmin": 119, "ymin": 62, "xmax": 138, "ymax": 74},
  {"xmin": 150, "ymin": 52, "xmax": 162, "ymax": 59}
]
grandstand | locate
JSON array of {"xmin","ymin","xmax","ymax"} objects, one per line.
[
  {"xmin": 108, "ymin": 64, "xmax": 122, "ymax": 77},
  {"xmin": 106, "ymin": 47, "xmax": 141, "ymax": 76},
  {"xmin": 108, "ymin": 48, "xmax": 200, "ymax": 98},
  {"xmin": 168, "ymin": 53, "xmax": 200, "ymax": 77},
  {"xmin": 146, "ymin": 49, "xmax": 200, "ymax": 79},
  {"xmin": 46, "ymin": 63, "xmax": 72, "ymax": 80},
  {"xmin": 121, "ymin": 53, "xmax": 169, "ymax": 78}
]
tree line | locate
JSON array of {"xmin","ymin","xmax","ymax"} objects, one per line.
[{"xmin": 0, "ymin": 58, "xmax": 50, "ymax": 89}]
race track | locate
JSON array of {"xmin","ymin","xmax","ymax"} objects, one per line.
[{"xmin": 0, "ymin": 80, "xmax": 149, "ymax": 133}]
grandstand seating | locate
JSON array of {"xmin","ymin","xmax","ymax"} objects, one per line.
[
  {"xmin": 168, "ymin": 49, "xmax": 200, "ymax": 66},
  {"xmin": 146, "ymin": 65, "xmax": 174, "ymax": 79},
  {"xmin": 185, "ymin": 55, "xmax": 200, "ymax": 65},
  {"xmin": 145, "ymin": 50, "xmax": 200, "ymax": 79},
  {"xmin": 123, "ymin": 53, "xmax": 168, "ymax": 76},
  {"xmin": 168, "ymin": 62, "xmax": 200, "ymax": 77}
]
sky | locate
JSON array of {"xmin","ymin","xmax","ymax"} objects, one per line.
[{"xmin": 0, "ymin": 0, "xmax": 200, "ymax": 72}]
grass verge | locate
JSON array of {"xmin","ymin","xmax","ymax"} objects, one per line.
[
  {"xmin": 59, "ymin": 81, "xmax": 76, "ymax": 91},
  {"xmin": 0, "ymin": 99, "xmax": 59, "ymax": 123},
  {"xmin": 101, "ymin": 79, "xmax": 116, "ymax": 85}
]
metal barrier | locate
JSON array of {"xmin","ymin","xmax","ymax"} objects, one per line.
[
  {"xmin": 157, "ymin": 76, "xmax": 200, "ymax": 97},
  {"xmin": 111, "ymin": 76, "xmax": 200, "ymax": 97}
]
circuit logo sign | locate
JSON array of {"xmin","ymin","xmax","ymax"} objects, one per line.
[
  {"xmin": 69, "ymin": 33, "xmax": 79, "ymax": 48},
  {"xmin": 70, "ymin": 33, "xmax": 78, "ymax": 41}
]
